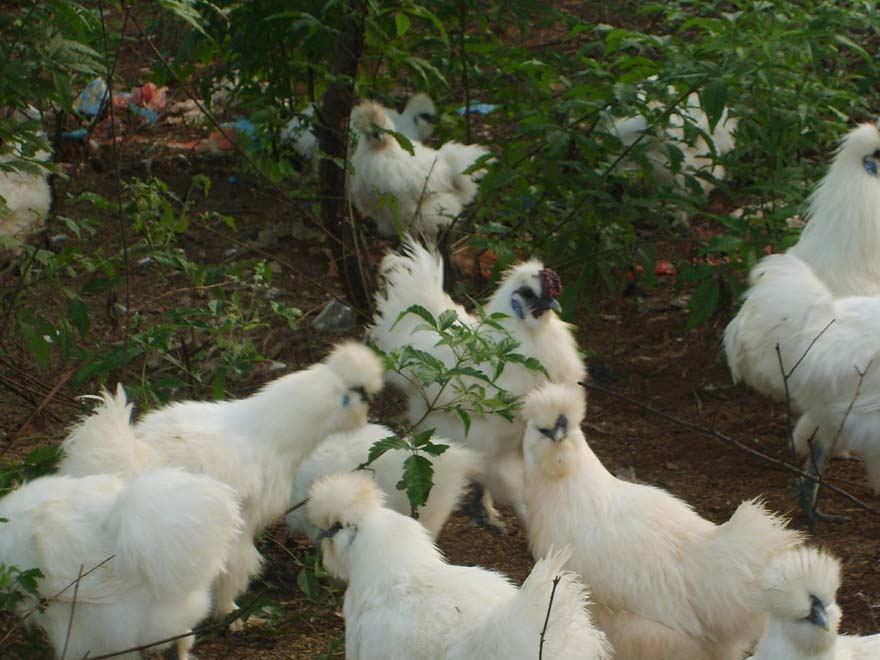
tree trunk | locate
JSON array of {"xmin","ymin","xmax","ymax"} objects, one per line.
[{"xmin": 315, "ymin": 0, "xmax": 371, "ymax": 314}]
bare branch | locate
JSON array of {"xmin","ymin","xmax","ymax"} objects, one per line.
[
  {"xmin": 783, "ymin": 319, "xmax": 835, "ymax": 379},
  {"xmin": 538, "ymin": 576, "xmax": 561, "ymax": 660},
  {"xmin": 60, "ymin": 564, "xmax": 85, "ymax": 660},
  {"xmin": 77, "ymin": 588, "xmax": 269, "ymax": 660},
  {"xmin": 0, "ymin": 555, "xmax": 116, "ymax": 648}
]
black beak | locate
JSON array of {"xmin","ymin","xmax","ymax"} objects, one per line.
[
  {"xmin": 418, "ymin": 112, "xmax": 436, "ymax": 123},
  {"xmin": 807, "ymin": 595, "xmax": 829, "ymax": 631},
  {"xmin": 539, "ymin": 414, "xmax": 568, "ymax": 442},
  {"xmin": 317, "ymin": 522, "xmax": 343, "ymax": 541},
  {"xmin": 532, "ymin": 296, "xmax": 561, "ymax": 317}
]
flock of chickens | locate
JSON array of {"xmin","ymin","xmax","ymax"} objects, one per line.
[{"xmin": 2, "ymin": 86, "xmax": 880, "ymax": 660}]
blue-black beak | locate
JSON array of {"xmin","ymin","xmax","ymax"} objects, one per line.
[
  {"xmin": 807, "ymin": 595, "xmax": 829, "ymax": 631},
  {"xmin": 539, "ymin": 414, "xmax": 568, "ymax": 442}
]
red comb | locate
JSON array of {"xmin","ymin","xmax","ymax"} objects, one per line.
[{"xmin": 539, "ymin": 268, "xmax": 562, "ymax": 299}]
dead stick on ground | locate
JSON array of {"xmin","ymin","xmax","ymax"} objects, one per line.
[
  {"xmin": 8, "ymin": 368, "xmax": 74, "ymax": 445},
  {"xmin": 578, "ymin": 381, "xmax": 880, "ymax": 517}
]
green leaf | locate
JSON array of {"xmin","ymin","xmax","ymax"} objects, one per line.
[
  {"xmin": 73, "ymin": 344, "xmax": 143, "ymax": 385},
  {"xmin": 365, "ymin": 435, "xmax": 409, "ymax": 465},
  {"xmin": 19, "ymin": 321, "xmax": 50, "ymax": 367},
  {"xmin": 437, "ymin": 309, "xmax": 458, "ymax": 331},
  {"xmin": 397, "ymin": 454, "xmax": 434, "ymax": 516},
  {"xmin": 389, "ymin": 129, "xmax": 415, "ymax": 155},
  {"xmin": 270, "ymin": 301, "xmax": 302, "ymax": 331},
  {"xmin": 394, "ymin": 12, "xmax": 410, "ymax": 37},
  {"xmin": 455, "ymin": 406, "xmax": 471, "ymax": 436},
  {"xmin": 688, "ymin": 276, "xmax": 720, "ymax": 329},
  {"xmin": 699, "ymin": 79, "xmax": 727, "ymax": 133},
  {"xmin": 297, "ymin": 565, "xmax": 320, "ymax": 600},
  {"xmin": 67, "ymin": 297, "xmax": 90, "ymax": 337},
  {"xmin": 394, "ymin": 305, "xmax": 437, "ymax": 331}
]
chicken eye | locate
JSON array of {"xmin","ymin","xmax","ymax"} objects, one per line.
[
  {"xmin": 418, "ymin": 112, "xmax": 435, "ymax": 123},
  {"xmin": 538, "ymin": 427, "xmax": 554, "ymax": 439},
  {"xmin": 864, "ymin": 154, "xmax": 878, "ymax": 177},
  {"xmin": 516, "ymin": 286, "xmax": 537, "ymax": 301},
  {"xmin": 341, "ymin": 393, "xmax": 351, "ymax": 407}
]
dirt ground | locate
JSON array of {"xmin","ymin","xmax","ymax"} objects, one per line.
[
  {"xmin": 1, "ymin": 139, "xmax": 879, "ymax": 658},
  {"xmin": 1, "ymin": 10, "xmax": 879, "ymax": 659}
]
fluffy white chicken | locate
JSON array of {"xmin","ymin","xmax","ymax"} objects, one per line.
[
  {"xmin": 0, "ymin": 468, "xmax": 241, "ymax": 660},
  {"xmin": 370, "ymin": 239, "xmax": 584, "ymax": 524},
  {"xmin": 306, "ymin": 472, "xmax": 611, "ymax": 660},
  {"xmin": 522, "ymin": 383, "xmax": 803, "ymax": 660},
  {"xmin": 613, "ymin": 91, "xmax": 737, "ymax": 197},
  {"xmin": 58, "ymin": 341, "xmax": 384, "ymax": 625},
  {"xmin": 724, "ymin": 252, "xmax": 880, "ymax": 512},
  {"xmin": 0, "ymin": 106, "xmax": 52, "ymax": 245},
  {"xmin": 281, "ymin": 93, "xmax": 437, "ymax": 166},
  {"xmin": 750, "ymin": 547, "xmax": 880, "ymax": 660},
  {"xmin": 285, "ymin": 422, "xmax": 480, "ymax": 541},
  {"xmin": 349, "ymin": 100, "xmax": 489, "ymax": 238},
  {"xmin": 788, "ymin": 123, "xmax": 880, "ymax": 297}
]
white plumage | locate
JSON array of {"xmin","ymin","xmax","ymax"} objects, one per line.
[
  {"xmin": 724, "ymin": 252, "xmax": 880, "ymax": 497},
  {"xmin": 349, "ymin": 100, "xmax": 489, "ymax": 238},
  {"xmin": 522, "ymin": 382, "xmax": 803, "ymax": 660},
  {"xmin": 750, "ymin": 547, "xmax": 880, "ymax": 660},
  {"xmin": 613, "ymin": 91, "xmax": 737, "ymax": 197},
  {"xmin": 788, "ymin": 122, "xmax": 880, "ymax": 297},
  {"xmin": 0, "ymin": 107, "xmax": 51, "ymax": 244},
  {"xmin": 58, "ymin": 341, "xmax": 384, "ymax": 624},
  {"xmin": 285, "ymin": 422, "xmax": 481, "ymax": 541},
  {"xmin": 281, "ymin": 94, "xmax": 437, "ymax": 166},
  {"xmin": 370, "ymin": 239, "xmax": 584, "ymax": 523},
  {"xmin": 0, "ymin": 468, "xmax": 242, "ymax": 660},
  {"xmin": 306, "ymin": 472, "xmax": 611, "ymax": 660}
]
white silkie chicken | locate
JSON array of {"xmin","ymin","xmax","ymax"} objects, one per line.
[
  {"xmin": 788, "ymin": 122, "xmax": 880, "ymax": 297},
  {"xmin": 285, "ymin": 423, "xmax": 481, "ymax": 541},
  {"xmin": 0, "ymin": 468, "xmax": 241, "ymax": 660},
  {"xmin": 613, "ymin": 91, "xmax": 737, "ymax": 197},
  {"xmin": 306, "ymin": 472, "xmax": 612, "ymax": 660},
  {"xmin": 281, "ymin": 93, "xmax": 437, "ymax": 166},
  {"xmin": 0, "ymin": 106, "xmax": 52, "ymax": 244},
  {"xmin": 750, "ymin": 547, "xmax": 880, "ymax": 660},
  {"xmin": 522, "ymin": 383, "xmax": 804, "ymax": 660},
  {"xmin": 349, "ymin": 100, "xmax": 490, "ymax": 238},
  {"xmin": 370, "ymin": 238, "xmax": 584, "ymax": 525},
  {"xmin": 724, "ymin": 252, "xmax": 880, "ymax": 515},
  {"xmin": 58, "ymin": 341, "xmax": 384, "ymax": 627}
]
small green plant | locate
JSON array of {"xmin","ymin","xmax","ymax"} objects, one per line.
[
  {"xmin": 366, "ymin": 304, "xmax": 546, "ymax": 514},
  {"xmin": 0, "ymin": 447, "xmax": 63, "ymax": 497},
  {"xmin": 0, "ymin": 564, "xmax": 43, "ymax": 614}
]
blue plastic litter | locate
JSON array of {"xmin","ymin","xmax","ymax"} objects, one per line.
[
  {"xmin": 232, "ymin": 118, "xmax": 256, "ymax": 138},
  {"xmin": 76, "ymin": 78, "xmax": 109, "ymax": 117},
  {"xmin": 456, "ymin": 102, "xmax": 499, "ymax": 116},
  {"xmin": 128, "ymin": 104, "xmax": 159, "ymax": 124},
  {"xmin": 62, "ymin": 128, "xmax": 89, "ymax": 141}
]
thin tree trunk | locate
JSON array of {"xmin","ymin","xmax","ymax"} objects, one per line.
[{"xmin": 315, "ymin": 0, "xmax": 371, "ymax": 313}]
